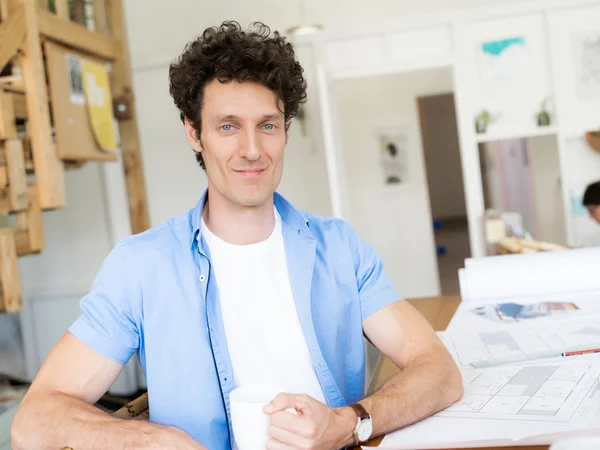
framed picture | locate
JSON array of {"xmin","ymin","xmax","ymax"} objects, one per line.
[
  {"xmin": 571, "ymin": 31, "xmax": 600, "ymax": 100},
  {"xmin": 376, "ymin": 126, "xmax": 408, "ymax": 185},
  {"xmin": 478, "ymin": 36, "xmax": 528, "ymax": 85}
]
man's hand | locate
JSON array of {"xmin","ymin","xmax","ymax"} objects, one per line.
[{"xmin": 263, "ymin": 393, "xmax": 356, "ymax": 450}]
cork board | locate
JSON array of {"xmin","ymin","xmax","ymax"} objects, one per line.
[{"xmin": 44, "ymin": 41, "xmax": 117, "ymax": 162}]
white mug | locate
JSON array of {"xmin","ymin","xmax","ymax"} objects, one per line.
[{"xmin": 229, "ymin": 384, "xmax": 296, "ymax": 450}]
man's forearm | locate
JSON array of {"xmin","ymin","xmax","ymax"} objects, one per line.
[
  {"xmin": 11, "ymin": 390, "xmax": 169, "ymax": 450},
  {"xmin": 335, "ymin": 352, "xmax": 463, "ymax": 446}
]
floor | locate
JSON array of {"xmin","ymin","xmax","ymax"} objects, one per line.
[{"xmin": 433, "ymin": 217, "xmax": 471, "ymax": 295}]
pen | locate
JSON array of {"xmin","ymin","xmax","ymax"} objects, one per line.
[
  {"xmin": 562, "ymin": 348, "xmax": 600, "ymax": 357},
  {"xmin": 469, "ymin": 346, "xmax": 600, "ymax": 369}
]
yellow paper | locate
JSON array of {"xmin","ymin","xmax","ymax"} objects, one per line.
[{"xmin": 82, "ymin": 61, "xmax": 116, "ymax": 152}]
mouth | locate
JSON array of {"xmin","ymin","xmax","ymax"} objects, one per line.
[{"xmin": 235, "ymin": 168, "xmax": 266, "ymax": 178}]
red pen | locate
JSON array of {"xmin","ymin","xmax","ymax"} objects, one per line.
[{"xmin": 562, "ymin": 348, "xmax": 600, "ymax": 357}]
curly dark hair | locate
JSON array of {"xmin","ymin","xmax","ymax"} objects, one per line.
[
  {"xmin": 169, "ymin": 21, "xmax": 307, "ymax": 169},
  {"xmin": 583, "ymin": 181, "xmax": 600, "ymax": 207}
]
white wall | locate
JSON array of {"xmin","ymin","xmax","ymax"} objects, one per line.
[
  {"xmin": 17, "ymin": 163, "xmax": 113, "ymax": 379},
  {"xmin": 334, "ymin": 68, "xmax": 454, "ymax": 298},
  {"xmin": 18, "ymin": 163, "xmax": 112, "ymax": 296},
  {"xmin": 550, "ymin": 3, "xmax": 600, "ymax": 135},
  {"xmin": 462, "ymin": 12, "xmax": 554, "ymax": 138},
  {"xmin": 549, "ymin": 2, "xmax": 600, "ymax": 247},
  {"xmin": 123, "ymin": 0, "xmax": 537, "ymax": 71}
]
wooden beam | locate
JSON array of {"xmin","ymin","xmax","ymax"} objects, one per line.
[
  {"xmin": 91, "ymin": 0, "xmax": 108, "ymax": 34},
  {"xmin": 16, "ymin": 184, "xmax": 43, "ymax": 254},
  {"xmin": 0, "ymin": 0, "xmax": 9, "ymax": 18},
  {"xmin": 0, "ymin": 228, "xmax": 22, "ymax": 313},
  {"xmin": 6, "ymin": 54, "xmax": 25, "ymax": 93},
  {"xmin": 5, "ymin": 139, "xmax": 28, "ymax": 210},
  {"xmin": 20, "ymin": 0, "xmax": 66, "ymax": 210},
  {"xmin": 0, "ymin": 188, "xmax": 9, "ymax": 214},
  {"xmin": 0, "ymin": 166, "xmax": 7, "ymax": 188},
  {"xmin": 38, "ymin": 8, "xmax": 118, "ymax": 60},
  {"xmin": 0, "ymin": 89, "xmax": 17, "ymax": 139},
  {"xmin": 22, "ymin": 138, "xmax": 33, "ymax": 172},
  {"xmin": 0, "ymin": 3, "xmax": 26, "ymax": 75},
  {"xmin": 12, "ymin": 91, "xmax": 26, "ymax": 119},
  {"xmin": 70, "ymin": 0, "xmax": 85, "ymax": 26},
  {"xmin": 54, "ymin": 0, "xmax": 68, "ymax": 19},
  {"xmin": 0, "ymin": 75, "xmax": 25, "ymax": 94},
  {"xmin": 105, "ymin": 0, "xmax": 150, "ymax": 235}
]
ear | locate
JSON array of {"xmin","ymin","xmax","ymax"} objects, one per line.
[{"xmin": 184, "ymin": 118, "xmax": 203, "ymax": 153}]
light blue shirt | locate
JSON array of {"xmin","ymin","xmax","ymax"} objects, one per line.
[{"xmin": 69, "ymin": 190, "xmax": 401, "ymax": 449}]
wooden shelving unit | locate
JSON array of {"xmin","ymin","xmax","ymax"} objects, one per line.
[{"xmin": 0, "ymin": 0, "xmax": 149, "ymax": 313}]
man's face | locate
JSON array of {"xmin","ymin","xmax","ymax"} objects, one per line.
[
  {"xmin": 185, "ymin": 79, "xmax": 287, "ymax": 208},
  {"xmin": 588, "ymin": 205, "xmax": 600, "ymax": 225}
]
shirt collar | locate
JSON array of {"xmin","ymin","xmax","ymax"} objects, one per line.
[{"xmin": 190, "ymin": 188, "xmax": 312, "ymax": 248}]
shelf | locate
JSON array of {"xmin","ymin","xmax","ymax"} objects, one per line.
[
  {"xmin": 563, "ymin": 130, "xmax": 590, "ymax": 141},
  {"xmin": 475, "ymin": 126, "xmax": 558, "ymax": 144}
]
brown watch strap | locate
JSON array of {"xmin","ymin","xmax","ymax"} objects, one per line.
[{"xmin": 349, "ymin": 402, "xmax": 370, "ymax": 420}]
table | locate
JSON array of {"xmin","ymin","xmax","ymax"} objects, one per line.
[{"xmin": 363, "ymin": 295, "xmax": 548, "ymax": 450}]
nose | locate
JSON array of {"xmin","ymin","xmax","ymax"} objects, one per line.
[{"xmin": 239, "ymin": 128, "xmax": 261, "ymax": 161}]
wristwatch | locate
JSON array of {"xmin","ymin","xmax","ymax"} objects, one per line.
[{"xmin": 349, "ymin": 403, "xmax": 373, "ymax": 445}]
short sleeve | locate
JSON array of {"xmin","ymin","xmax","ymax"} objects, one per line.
[
  {"xmin": 68, "ymin": 241, "xmax": 140, "ymax": 365},
  {"xmin": 345, "ymin": 223, "xmax": 402, "ymax": 320}
]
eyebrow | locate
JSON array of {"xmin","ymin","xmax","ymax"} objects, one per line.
[{"xmin": 214, "ymin": 113, "xmax": 283, "ymax": 122}]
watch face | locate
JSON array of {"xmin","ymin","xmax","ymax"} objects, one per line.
[{"xmin": 357, "ymin": 418, "xmax": 373, "ymax": 441}]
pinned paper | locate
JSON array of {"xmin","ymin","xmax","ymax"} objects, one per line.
[
  {"xmin": 82, "ymin": 61, "xmax": 116, "ymax": 152},
  {"xmin": 65, "ymin": 54, "xmax": 84, "ymax": 105}
]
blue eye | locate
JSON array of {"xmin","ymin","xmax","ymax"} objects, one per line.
[
  {"xmin": 221, "ymin": 125, "xmax": 233, "ymax": 132},
  {"xmin": 263, "ymin": 124, "xmax": 275, "ymax": 131}
]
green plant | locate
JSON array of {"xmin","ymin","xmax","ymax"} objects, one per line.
[
  {"xmin": 535, "ymin": 97, "xmax": 551, "ymax": 127},
  {"xmin": 475, "ymin": 110, "xmax": 500, "ymax": 133}
]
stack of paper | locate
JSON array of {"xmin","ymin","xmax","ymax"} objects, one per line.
[
  {"xmin": 367, "ymin": 247, "xmax": 600, "ymax": 449},
  {"xmin": 458, "ymin": 247, "xmax": 600, "ymax": 303},
  {"xmin": 441, "ymin": 314, "xmax": 600, "ymax": 369}
]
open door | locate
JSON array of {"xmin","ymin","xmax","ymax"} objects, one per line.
[{"xmin": 315, "ymin": 63, "xmax": 350, "ymax": 220}]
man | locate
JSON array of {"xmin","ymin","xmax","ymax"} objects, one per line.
[
  {"xmin": 583, "ymin": 181, "xmax": 600, "ymax": 225},
  {"xmin": 11, "ymin": 22, "xmax": 462, "ymax": 450}
]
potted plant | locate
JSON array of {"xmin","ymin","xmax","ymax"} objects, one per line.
[
  {"xmin": 475, "ymin": 110, "xmax": 500, "ymax": 134},
  {"xmin": 585, "ymin": 128, "xmax": 600, "ymax": 153},
  {"xmin": 535, "ymin": 98, "xmax": 551, "ymax": 127}
]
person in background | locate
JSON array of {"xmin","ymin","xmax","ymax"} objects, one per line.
[{"xmin": 583, "ymin": 181, "xmax": 600, "ymax": 225}]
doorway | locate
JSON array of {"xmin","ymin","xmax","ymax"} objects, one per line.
[
  {"xmin": 478, "ymin": 135, "xmax": 567, "ymax": 246},
  {"xmin": 417, "ymin": 93, "xmax": 471, "ymax": 295}
]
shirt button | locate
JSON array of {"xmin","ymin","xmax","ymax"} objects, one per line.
[{"xmin": 199, "ymin": 274, "xmax": 206, "ymax": 282}]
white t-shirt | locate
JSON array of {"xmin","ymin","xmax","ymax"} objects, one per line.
[{"xmin": 201, "ymin": 208, "xmax": 326, "ymax": 403}]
